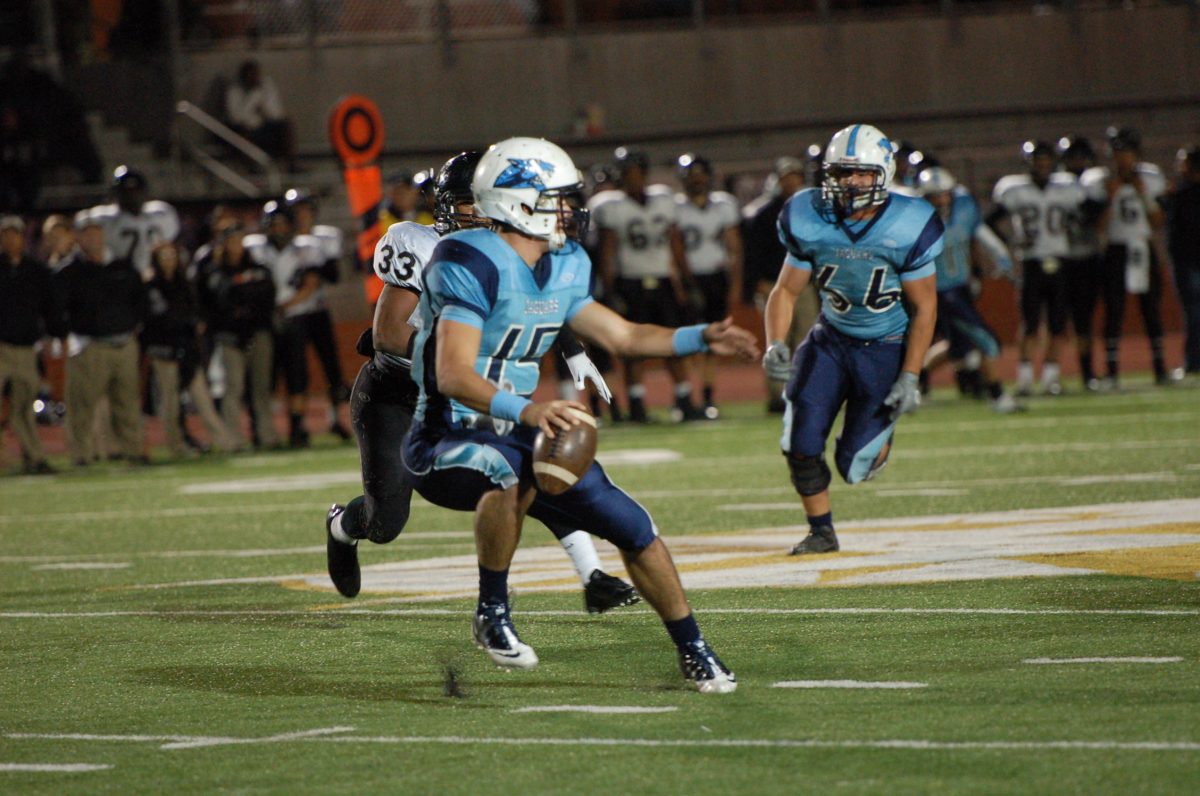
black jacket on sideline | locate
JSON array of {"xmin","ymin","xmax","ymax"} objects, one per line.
[
  {"xmin": 1165, "ymin": 181, "xmax": 1200, "ymax": 269},
  {"xmin": 0, "ymin": 252, "xmax": 63, "ymax": 344},
  {"xmin": 143, "ymin": 272, "xmax": 201, "ymax": 354},
  {"xmin": 55, "ymin": 251, "xmax": 147, "ymax": 338},
  {"xmin": 204, "ymin": 252, "xmax": 276, "ymax": 345}
]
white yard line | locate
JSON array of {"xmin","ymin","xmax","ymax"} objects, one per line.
[
  {"xmin": 31, "ymin": 563, "xmax": 131, "ymax": 571},
  {"xmin": 0, "ymin": 763, "xmax": 112, "ymax": 772},
  {"xmin": 7, "ymin": 730, "xmax": 1200, "ymax": 753},
  {"xmin": 2, "ymin": 607, "xmax": 1197, "ymax": 620},
  {"xmin": 1, "ymin": 537, "xmax": 471, "ymax": 565},
  {"xmin": 314, "ymin": 735, "xmax": 1200, "ymax": 752},
  {"xmin": 159, "ymin": 726, "xmax": 355, "ymax": 750},
  {"xmin": 1023, "ymin": 657, "xmax": 1184, "ymax": 665},
  {"xmin": 511, "ymin": 706, "xmax": 679, "ymax": 714},
  {"xmin": 773, "ymin": 680, "xmax": 928, "ymax": 689},
  {"xmin": 0, "ymin": 503, "xmax": 327, "ymax": 525}
]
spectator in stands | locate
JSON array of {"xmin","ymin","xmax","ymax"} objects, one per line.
[
  {"xmin": 0, "ymin": 52, "xmax": 102, "ymax": 211},
  {"xmin": 0, "ymin": 215, "xmax": 60, "ymax": 474},
  {"xmin": 143, "ymin": 241, "xmax": 238, "ymax": 457},
  {"xmin": 206, "ymin": 222, "xmax": 279, "ymax": 449},
  {"xmin": 56, "ymin": 212, "xmax": 147, "ymax": 466},
  {"xmin": 1164, "ymin": 146, "xmax": 1200, "ymax": 374},
  {"xmin": 225, "ymin": 59, "xmax": 298, "ymax": 172},
  {"xmin": 742, "ymin": 155, "xmax": 819, "ymax": 412}
]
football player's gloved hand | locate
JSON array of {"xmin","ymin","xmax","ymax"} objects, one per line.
[
  {"xmin": 763, "ymin": 341, "xmax": 793, "ymax": 382},
  {"xmin": 883, "ymin": 371, "xmax": 922, "ymax": 421},
  {"xmin": 565, "ymin": 352, "xmax": 612, "ymax": 404}
]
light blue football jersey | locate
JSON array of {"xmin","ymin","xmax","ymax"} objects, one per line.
[
  {"xmin": 777, "ymin": 189, "xmax": 943, "ymax": 340},
  {"xmin": 933, "ymin": 189, "xmax": 981, "ymax": 292},
  {"xmin": 411, "ymin": 228, "xmax": 595, "ymax": 429}
]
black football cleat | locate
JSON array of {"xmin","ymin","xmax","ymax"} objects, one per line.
[
  {"xmin": 325, "ymin": 504, "xmax": 360, "ymax": 598},
  {"xmin": 678, "ymin": 639, "xmax": 737, "ymax": 694},
  {"xmin": 789, "ymin": 525, "xmax": 839, "ymax": 555},
  {"xmin": 584, "ymin": 570, "xmax": 641, "ymax": 614},
  {"xmin": 473, "ymin": 601, "xmax": 538, "ymax": 669}
]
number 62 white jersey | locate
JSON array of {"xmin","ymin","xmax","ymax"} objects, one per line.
[{"xmin": 373, "ymin": 221, "xmax": 440, "ymax": 326}]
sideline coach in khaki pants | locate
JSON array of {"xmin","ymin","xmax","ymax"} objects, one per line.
[
  {"xmin": 0, "ymin": 215, "xmax": 62, "ymax": 474},
  {"xmin": 56, "ymin": 212, "xmax": 148, "ymax": 466}
]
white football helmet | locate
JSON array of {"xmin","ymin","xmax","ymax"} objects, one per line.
[
  {"xmin": 822, "ymin": 124, "xmax": 896, "ymax": 214},
  {"xmin": 917, "ymin": 167, "xmax": 957, "ymax": 197},
  {"xmin": 472, "ymin": 137, "xmax": 584, "ymax": 250}
]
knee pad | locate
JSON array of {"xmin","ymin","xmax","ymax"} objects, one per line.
[{"xmin": 786, "ymin": 453, "xmax": 831, "ymax": 497}]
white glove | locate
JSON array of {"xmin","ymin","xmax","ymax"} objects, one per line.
[
  {"xmin": 565, "ymin": 352, "xmax": 612, "ymax": 404},
  {"xmin": 883, "ymin": 371, "xmax": 921, "ymax": 421},
  {"xmin": 763, "ymin": 341, "xmax": 793, "ymax": 382}
]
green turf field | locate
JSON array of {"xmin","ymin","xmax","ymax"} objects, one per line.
[{"xmin": 3, "ymin": 379, "xmax": 1199, "ymax": 794}]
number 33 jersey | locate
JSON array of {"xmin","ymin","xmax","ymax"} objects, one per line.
[
  {"xmin": 777, "ymin": 189, "xmax": 943, "ymax": 340},
  {"xmin": 372, "ymin": 221, "xmax": 440, "ymax": 328}
]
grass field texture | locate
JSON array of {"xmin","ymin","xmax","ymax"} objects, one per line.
[{"xmin": 2, "ymin": 379, "xmax": 1199, "ymax": 794}]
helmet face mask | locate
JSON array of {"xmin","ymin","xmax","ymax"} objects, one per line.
[
  {"xmin": 434, "ymin": 151, "xmax": 484, "ymax": 235},
  {"xmin": 472, "ymin": 138, "xmax": 586, "ymax": 250},
  {"xmin": 820, "ymin": 124, "xmax": 895, "ymax": 216}
]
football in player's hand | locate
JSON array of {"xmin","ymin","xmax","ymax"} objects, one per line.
[{"xmin": 532, "ymin": 409, "xmax": 597, "ymax": 495}]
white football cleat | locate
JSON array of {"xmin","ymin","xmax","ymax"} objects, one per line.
[
  {"xmin": 678, "ymin": 639, "xmax": 737, "ymax": 694},
  {"xmin": 473, "ymin": 602, "xmax": 539, "ymax": 670}
]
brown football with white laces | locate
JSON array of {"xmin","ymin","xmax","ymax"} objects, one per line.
[{"xmin": 532, "ymin": 408, "xmax": 598, "ymax": 495}]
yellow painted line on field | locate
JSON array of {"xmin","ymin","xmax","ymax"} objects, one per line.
[
  {"xmin": 1013, "ymin": 543, "xmax": 1200, "ymax": 582},
  {"xmin": 1065, "ymin": 522, "xmax": 1200, "ymax": 537},
  {"xmin": 817, "ymin": 563, "xmax": 932, "ymax": 586}
]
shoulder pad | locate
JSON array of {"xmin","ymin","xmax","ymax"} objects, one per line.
[{"xmin": 373, "ymin": 221, "xmax": 438, "ymax": 290}]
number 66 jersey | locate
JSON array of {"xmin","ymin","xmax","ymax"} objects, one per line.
[{"xmin": 776, "ymin": 189, "xmax": 944, "ymax": 340}]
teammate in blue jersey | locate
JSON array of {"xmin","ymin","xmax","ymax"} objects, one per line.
[
  {"xmin": 763, "ymin": 124, "xmax": 942, "ymax": 555},
  {"xmin": 917, "ymin": 167, "xmax": 1021, "ymax": 413},
  {"xmin": 402, "ymin": 137, "xmax": 758, "ymax": 692}
]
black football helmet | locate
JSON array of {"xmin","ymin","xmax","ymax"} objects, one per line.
[
  {"xmin": 1022, "ymin": 140, "xmax": 1057, "ymax": 161},
  {"xmin": 260, "ymin": 199, "xmax": 293, "ymax": 230},
  {"xmin": 1107, "ymin": 126, "xmax": 1142, "ymax": 153},
  {"xmin": 434, "ymin": 151, "xmax": 484, "ymax": 234},
  {"xmin": 283, "ymin": 187, "xmax": 316, "ymax": 209},
  {"xmin": 676, "ymin": 152, "xmax": 712, "ymax": 179},
  {"xmin": 613, "ymin": 146, "xmax": 650, "ymax": 174},
  {"xmin": 112, "ymin": 165, "xmax": 147, "ymax": 192}
]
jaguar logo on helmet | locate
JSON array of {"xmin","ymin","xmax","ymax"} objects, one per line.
[{"xmin": 494, "ymin": 158, "xmax": 556, "ymax": 190}]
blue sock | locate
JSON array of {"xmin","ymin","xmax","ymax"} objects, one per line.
[
  {"xmin": 808, "ymin": 511, "xmax": 833, "ymax": 531},
  {"xmin": 478, "ymin": 565, "xmax": 509, "ymax": 607},
  {"xmin": 664, "ymin": 614, "xmax": 702, "ymax": 649}
]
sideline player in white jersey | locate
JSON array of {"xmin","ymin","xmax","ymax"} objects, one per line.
[
  {"xmin": 1056, "ymin": 136, "xmax": 1106, "ymax": 390},
  {"xmin": 324, "ymin": 152, "xmax": 638, "ymax": 614},
  {"xmin": 1081, "ymin": 127, "xmax": 1171, "ymax": 385},
  {"xmin": 594, "ymin": 147, "xmax": 702, "ymax": 422},
  {"xmin": 674, "ymin": 153, "xmax": 742, "ymax": 419},
  {"xmin": 283, "ymin": 188, "xmax": 353, "ymax": 439},
  {"xmin": 87, "ymin": 165, "xmax": 180, "ymax": 278},
  {"xmin": 244, "ymin": 201, "xmax": 325, "ymax": 447},
  {"xmin": 990, "ymin": 141, "xmax": 1086, "ymax": 395}
]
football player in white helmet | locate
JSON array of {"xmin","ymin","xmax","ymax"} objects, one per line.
[
  {"xmin": 765, "ymin": 124, "xmax": 942, "ymax": 555},
  {"xmin": 403, "ymin": 136, "xmax": 757, "ymax": 690},
  {"xmin": 325, "ymin": 149, "xmax": 639, "ymax": 616}
]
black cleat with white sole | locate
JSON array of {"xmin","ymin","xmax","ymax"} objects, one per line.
[
  {"xmin": 473, "ymin": 601, "xmax": 538, "ymax": 670},
  {"xmin": 678, "ymin": 639, "xmax": 737, "ymax": 694},
  {"xmin": 790, "ymin": 525, "xmax": 839, "ymax": 555},
  {"xmin": 584, "ymin": 570, "xmax": 640, "ymax": 614},
  {"xmin": 325, "ymin": 504, "xmax": 360, "ymax": 598}
]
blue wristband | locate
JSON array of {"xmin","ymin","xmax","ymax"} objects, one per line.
[
  {"xmin": 671, "ymin": 324, "xmax": 710, "ymax": 356},
  {"xmin": 489, "ymin": 391, "xmax": 532, "ymax": 423}
]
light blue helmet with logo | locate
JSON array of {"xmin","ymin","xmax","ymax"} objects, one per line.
[
  {"xmin": 821, "ymin": 124, "xmax": 896, "ymax": 213},
  {"xmin": 472, "ymin": 137, "xmax": 584, "ymax": 250}
]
